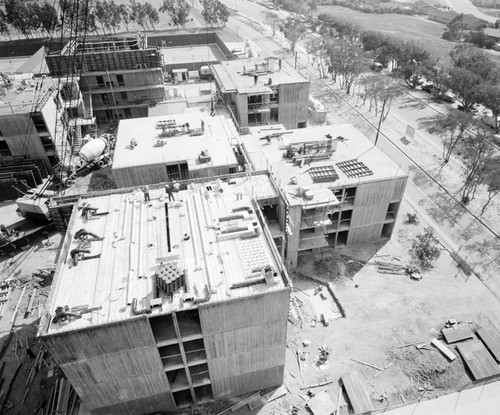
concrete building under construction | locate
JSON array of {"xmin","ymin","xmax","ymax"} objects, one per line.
[
  {"xmin": 45, "ymin": 34, "xmax": 166, "ymax": 124},
  {"xmin": 111, "ymin": 112, "xmax": 240, "ymax": 188},
  {"xmin": 39, "ymin": 178, "xmax": 290, "ymax": 414},
  {"xmin": 211, "ymin": 58, "xmax": 310, "ymax": 132},
  {"xmin": 242, "ymin": 124, "xmax": 409, "ymax": 269},
  {"xmin": 0, "ymin": 79, "xmax": 60, "ymax": 170}
]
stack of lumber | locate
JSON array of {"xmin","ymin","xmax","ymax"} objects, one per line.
[
  {"xmin": 376, "ymin": 261, "xmax": 405, "ymax": 275},
  {"xmin": 24, "ymin": 287, "xmax": 38, "ymax": 318},
  {"xmin": 44, "ymin": 377, "xmax": 79, "ymax": 415},
  {"xmin": 0, "ymin": 285, "xmax": 11, "ymax": 320}
]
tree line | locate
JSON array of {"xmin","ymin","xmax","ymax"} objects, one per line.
[
  {"xmin": 0, "ymin": 0, "xmax": 161, "ymax": 38},
  {"xmin": 0, "ymin": 0, "xmax": 229, "ymax": 39},
  {"xmin": 276, "ymin": 13, "xmax": 500, "ymax": 211}
]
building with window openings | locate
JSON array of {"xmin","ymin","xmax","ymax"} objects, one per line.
[
  {"xmin": 45, "ymin": 34, "xmax": 166, "ymax": 124},
  {"xmin": 0, "ymin": 78, "xmax": 60, "ymax": 170},
  {"xmin": 39, "ymin": 177, "xmax": 290, "ymax": 414},
  {"xmin": 211, "ymin": 57, "xmax": 310, "ymax": 132},
  {"xmin": 242, "ymin": 124, "xmax": 409, "ymax": 269},
  {"xmin": 110, "ymin": 112, "xmax": 240, "ymax": 188}
]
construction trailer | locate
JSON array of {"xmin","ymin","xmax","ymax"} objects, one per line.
[
  {"xmin": 211, "ymin": 57, "xmax": 310, "ymax": 132},
  {"xmin": 242, "ymin": 124, "xmax": 409, "ymax": 269},
  {"xmin": 111, "ymin": 113, "xmax": 240, "ymax": 188},
  {"xmin": 45, "ymin": 34, "xmax": 166, "ymax": 124},
  {"xmin": 39, "ymin": 179, "xmax": 290, "ymax": 414}
]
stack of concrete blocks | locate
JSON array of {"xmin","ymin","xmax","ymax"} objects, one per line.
[{"xmin": 155, "ymin": 262, "xmax": 186, "ymax": 296}]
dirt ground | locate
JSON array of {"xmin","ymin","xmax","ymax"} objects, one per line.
[
  {"xmin": 205, "ymin": 196, "xmax": 500, "ymax": 415},
  {"xmin": 2, "ymin": 185, "xmax": 500, "ymax": 415}
]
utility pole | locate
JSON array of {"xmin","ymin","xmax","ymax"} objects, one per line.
[{"xmin": 374, "ymin": 98, "xmax": 387, "ymax": 147}]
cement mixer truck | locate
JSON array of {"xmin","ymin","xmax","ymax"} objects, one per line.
[
  {"xmin": 69, "ymin": 136, "xmax": 112, "ymax": 183},
  {"xmin": 50, "ymin": 136, "xmax": 112, "ymax": 188}
]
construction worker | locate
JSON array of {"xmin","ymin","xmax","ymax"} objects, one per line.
[
  {"xmin": 74, "ymin": 229, "xmax": 101, "ymax": 241},
  {"xmin": 173, "ymin": 181, "xmax": 180, "ymax": 193},
  {"xmin": 79, "ymin": 203, "xmax": 98, "ymax": 220},
  {"xmin": 70, "ymin": 248, "xmax": 90, "ymax": 266},
  {"xmin": 142, "ymin": 185, "xmax": 150, "ymax": 202},
  {"xmin": 245, "ymin": 162, "xmax": 252, "ymax": 180},
  {"xmin": 165, "ymin": 184, "xmax": 175, "ymax": 202}
]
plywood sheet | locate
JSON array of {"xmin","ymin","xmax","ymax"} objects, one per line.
[
  {"xmin": 442, "ymin": 324, "xmax": 474, "ymax": 344},
  {"xmin": 456, "ymin": 340, "xmax": 500, "ymax": 381},
  {"xmin": 306, "ymin": 390, "xmax": 336, "ymax": 415},
  {"xmin": 477, "ymin": 327, "xmax": 500, "ymax": 363},
  {"xmin": 341, "ymin": 371, "xmax": 373, "ymax": 414}
]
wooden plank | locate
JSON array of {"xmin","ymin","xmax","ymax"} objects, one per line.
[
  {"xmin": 9, "ymin": 285, "xmax": 27, "ymax": 328},
  {"xmin": 441, "ymin": 324, "xmax": 474, "ymax": 344},
  {"xmin": 306, "ymin": 390, "xmax": 336, "ymax": 415},
  {"xmin": 456, "ymin": 340, "xmax": 500, "ymax": 381},
  {"xmin": 477, "ymin": 327, "xmax": 500, "ymax": 363},
  {"xmin": 341, "ymin": 371, "xmax": 373, "ymax": 414},
  {"xmin": 431, "ymin": 338, "xmax": 456, "ymax": 361},
  {"xmin": 248, "ymin": 385, "xmax": 286, "ymax": 410}
]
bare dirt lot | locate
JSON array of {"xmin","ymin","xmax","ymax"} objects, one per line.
[
  {"xmin": 2, "ymin": 192, "xmax": 500, "ymax": 415},
  {"xmin": 217, "ymin": 197, "xmax": 500, "ymax": 415}
]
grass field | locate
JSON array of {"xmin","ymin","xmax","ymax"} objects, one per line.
[
  {"xmin": 478, "ymin": 7, "xmax": 500, "ymax": 17},
  {"xmin": 315, "ymin": 5, "xmax": 500, "ymax": 66}
]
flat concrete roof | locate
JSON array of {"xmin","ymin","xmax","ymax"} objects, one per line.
[
  {"xmin": 161, "ymin": 45, "xmax": 225, "ymax": 67},
  {"xmin": 164, "ymin": 82, "xmax": 215, "ymax": 100},
  {"xmin": 211, "ymin": 58, "xmax": 307, "ymax": 95},
  {"xmin": 242, "ymin": 124, "xmax": 408, "ymax": 207},
  {"xmin": 112, "ymin": 113, "xmax": 238, "ymax": 172},
  {"xmin": 45, "ymin": 178, "xmax": 287, "ymax": 334},
  {"xmin": 0, "ymin": 78, "xmax": 56, "ymax": 116}
]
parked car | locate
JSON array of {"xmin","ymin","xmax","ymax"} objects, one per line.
[
  {"xmin": 437, "ymin": 91, "xmax": 455, "ymax": 103},
  {"xmin": 420, "ymin": 82, "xmax": 434, "ymax": 93}
]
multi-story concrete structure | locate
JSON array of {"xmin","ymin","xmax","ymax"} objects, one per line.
[
  {"xmin": 242, "ymin": 124, "xmax": 408, "ymax": 269},
  {"xmin": 45, "ymin": 34, "xmax": 166, "ymax": 124},
  {"xmin": 0, "ymin": 79, "xmax": 60, "ymax": 170},
  {"xmin": 211, "ymin": 58, "xmax": 310, "ymax": 132},
  {"xmin": 40, "ymin": 179, "xmax": 290, "ymax": 414},
  {"xmin": 111, "ymin": 113, "xmax": 240, "ymax": 188}
]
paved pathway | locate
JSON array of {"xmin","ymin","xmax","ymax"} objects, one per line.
[
  {"xmin": 386, "ymin": 379, "xmax": 500, "ymax": 415},
  {"xmin": 446, "ymin": 0, "xmax": 497, "ymax": 23}
]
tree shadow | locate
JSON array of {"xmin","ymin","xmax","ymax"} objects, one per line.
[
  {"xmin": 425, "ymin": 191, "xmax": 469, "ymax": 227},
  {"xmin": 397, "ymin": 95, "xmax": 427, "ymax": 111},
  {"xmin": 417, "ymin": 114, "xmax": 443, "ymax": 132}
]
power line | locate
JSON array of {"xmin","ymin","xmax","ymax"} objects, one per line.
[{"xmin": 279, "ymin": 49, "xmax": 500, "ymax": 245}]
